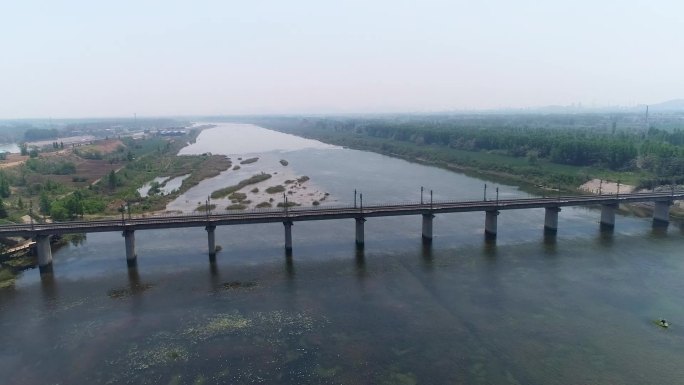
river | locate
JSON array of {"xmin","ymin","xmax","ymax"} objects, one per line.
[{"xmin": 1, "ymin": 123, "xmax": 683, "ymax": 384}]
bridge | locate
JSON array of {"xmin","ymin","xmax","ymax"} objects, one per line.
[{"xmin": 2, "ymin": 191, "xmax": 681, "ymax": 275}]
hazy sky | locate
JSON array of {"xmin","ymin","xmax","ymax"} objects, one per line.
[{"xmin": 1, "ymin": 0, "xmax": 682, "ymax": 118}]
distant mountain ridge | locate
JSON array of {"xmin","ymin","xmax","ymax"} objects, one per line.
[{"xmin": 645, "ymin": 99, "xmax": 684, "ymax": 112}]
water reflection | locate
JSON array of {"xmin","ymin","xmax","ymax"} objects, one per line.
[
  {"xmin": 597, "ymin": 228, "xmax": 615, "ymax": 247},
  {"xmin": 482, "ymin": 240, "xmax": 498, "ymax": 261},
  {"xmin": 542, "ymin": 232, "xmax": 558, "ymax": 257},
  {"xmin": 40, "ymin": 273, "xmax": 57, "ymax": 309},
  {"xmin": 420, "ymin": 243, "xmax": 434, "ymax": 271},
  {"xmin": 354, "ymin": 248, "xmax": 366, "ymax": 279},
  {"xmin": 284, "ymin": 254, "xmax": 295, "ymax": 279},
  {"xmin": 650, "ymin": 221, "xmax": 669, "ymax": 238}
]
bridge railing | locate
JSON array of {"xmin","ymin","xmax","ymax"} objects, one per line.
[{"xmin": 6, "ymin": 190, "xmax": 684, "ymax": 228}]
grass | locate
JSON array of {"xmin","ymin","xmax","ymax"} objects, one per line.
[
  {"xmin": 210, "ymin": 173, "xmax": 272, "ymax": 199},
  {"xmin": 240, "ymin": 157, "xmax": 259, "ymax": 165},
  {"xmin": 228, "ymin": 192, "xmax": 247, "ymax": 202},
  {"xmin": 277, "ymin": 201, "xmax": 300, "ymax": 208},
  {"xmin": 265, "ymin": 185, "xmax": 285, "ymax": 194},
  {"xmin": 256, "ymin": 201, "xmax": 272, "ymax": 208},
  {"xmin": 195, "ymin": 204, "xmax": 217, "ymax": 212},
  {"xmin": 226, "ymin": 204, "xmax": 247, "ymax": 210}
]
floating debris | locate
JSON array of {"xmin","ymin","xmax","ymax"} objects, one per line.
[{"xmin": 655, "ymin": 319, "xmax": 670, "ymax": 328}]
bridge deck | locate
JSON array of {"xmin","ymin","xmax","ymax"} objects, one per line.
[{"xmin": 1, "ymin": 192, "xmax": 681, "ymax": 237}]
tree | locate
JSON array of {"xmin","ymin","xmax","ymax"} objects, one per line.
[
  {"xmin": 64, "ymin": 194, "xmax": 84, "ymax": 219},
  {"xmin": 0, "ymin": 199, "xmax": 7, "ymax": 218},
  {"xmin": 39, "ymin": 191, "xmax": 51, "ymax": 214},
  {"xmin": 108, "ymin": 170, "xmax": 117, "ymax": 190},
  {"xmin": 0, "ymin": 175, "xmax": 10, "ymax": 198},
  {"xmin": 50, "ymin": 203, "xmax": 68, "ymax": 221}
]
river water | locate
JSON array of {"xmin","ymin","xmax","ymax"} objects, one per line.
[{"xmin": 1, "ymin": 123, "xmax": 683, "ymax": 384}]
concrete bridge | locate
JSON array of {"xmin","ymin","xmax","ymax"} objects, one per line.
[{"xmin": 1, "ymin": 191, "xmax": 681, "ymax": 275}]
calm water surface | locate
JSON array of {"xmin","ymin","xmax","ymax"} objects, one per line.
[{"xmin": 1, "ymin": 124, "xmax": 683, "ymax": 384}]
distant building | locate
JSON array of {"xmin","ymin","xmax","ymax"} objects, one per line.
[{"xmin": 156, "ymin": 129, "xmax": 187, "ymax": 137}]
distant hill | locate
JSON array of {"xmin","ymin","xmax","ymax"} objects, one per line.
[{"xmin": 646, "ymin": 99, "xmax": 684, "ymax": 112}]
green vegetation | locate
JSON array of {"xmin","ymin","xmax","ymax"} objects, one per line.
[
  {"xmin": 210, "ymin": 173, "xmax": 272, "ymax": 199},
  {"xmin": 297, "ymin": 176, "xmax": 310, "ymax": 183},
  {"xmin": 280, "ymin": 159, "xmax": 289, "ymax": 166},
  {"xmin": 25, "ymin": 158, "xmax": 76, "ymax": 175},
  {"xmin": 240, "ymin": 157, "xmax": 259, "ymax": 165},
  {"xmin": 228, "ymin": 192, "xmax": 247, "ymax": 202},
  {"xmin": 226, "ymin": 203, "xmax": 247, "ymax": 210},
  {"xmin": 0, "ymin": 125, "xmax": 232, "ymax": 222},
  {"xmin": 195, "ymin": 204, "xmax": 217, "ymax": 212},
  {"xmin": 246, "ymin": 114, "xmax": 684, "ymax": 190},
  {"xmin": 24, "ymin": 128, "xmax": 59, "ymax": 141},
  {"xmin": 255, "ymin": 201, "xmax": 272, "ymax": 208},
  {"xmin": 251, "ymin": 187, "xmax": 259, "ymax": 193},
  {"xmin": 265, "ymin": 185, "xmax": 285, "ymax": 194},
  {"xmin": 277, "ymin": 201, "xmax": 300, "ymax": 208},
  {"xmin": 0, "ymin": 268, "xmax": 16, "ymax": 288}
]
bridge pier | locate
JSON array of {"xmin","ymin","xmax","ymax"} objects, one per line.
[
  {"xmin": 600, "ymin": 204, "xmax": 617, "ymax": 230},
  {"xmin": 484, "ymin": 210, "xmax": 499, "ymax": 240},
  {"xmin": 123, "ymin": 229, "xmax": 137, "ymax": 268},
  {"xmin": 355, "ymin": 217, "xmax": 366, "ymax": 248},
  {"xmin": 653, "ymin": 201, "xmax": 671, "ymax": 226},
  {"xmin": 544, "ymin": 207, "xmax": 561, "ymax": 235},
  {"xmin": 422, "ymin": 213, "xmax": 434, "ymax": 243},
  {"xmin": 35, "ymin": 234, "xmax": 53, "ymax": 275},
  {"xmin": 206, "ymin": 225, "xmax": 217, "ymax": 262},
  {"xmin": 283, "ymin": 221, "xmax": 293, "ymax": 254}
]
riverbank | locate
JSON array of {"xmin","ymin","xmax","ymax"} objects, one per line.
[{"xmin": 233, "ymin": 120, "xmax": 684, "ymax": 220}]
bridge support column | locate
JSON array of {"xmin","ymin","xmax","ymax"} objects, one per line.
[
  {"xmin": 422, "ymin": 214, "xmax": 434, "ymax": 243},
  {"xmin": 600, "ymin": 204, "xmax": 617, "ymax": 230},
  {"xmin": 283, "ymin": 221, "xmax": 293, "ymax": 254},
  {"xmin": 653, "ymin": 201, "xmax": 671, "ymax": 226},
  {"xmin": 36, "ymin": 234, "xmax": 53, "ymax": 275},
  {"xmin": 484, "ymin": 210, "xmax": 499, "ymax": 240},
  {"xmin": 544, "ymin": 207, "xmax": 561, "ymax": 235},
  {"xmin": 123, "ymin": 229, "xmax": 137, "ymax": 268},
  {"xmin": 206, "ymin": 225, "xmax": 216, "ymax": 262},
  {"xmin": 355, "ymin": 218, "xmax": 366, "ymax": 248}
]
